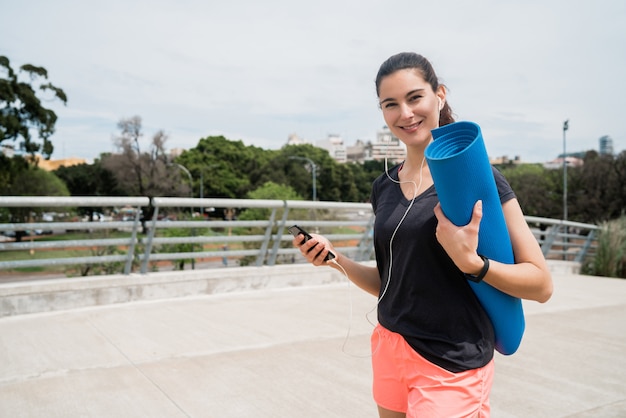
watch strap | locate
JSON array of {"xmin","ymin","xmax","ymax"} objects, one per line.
[{"xmin": 464, "ymin": 254, "xmax": 489, "ymax": 283}]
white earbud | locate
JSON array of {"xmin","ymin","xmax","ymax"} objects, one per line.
[{"xmin": 438, "ymin": 98, "xmax": 444, "ymax": 110}]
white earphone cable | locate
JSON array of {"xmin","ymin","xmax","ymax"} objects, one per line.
[
  {"xmin": 379, "ymin": 155, "xmax": 425, "ymax": 304},
  {"xmin": 339, "ymin": 154, "xmax": 426, "ymax": 358}
]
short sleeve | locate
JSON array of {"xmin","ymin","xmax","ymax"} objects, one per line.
[{"xmin": 492, "ymin": 167, "xmax": 516, "ymax": 204}]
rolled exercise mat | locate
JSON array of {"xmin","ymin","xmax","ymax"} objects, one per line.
[{"xmin": 425, "ymin": 120, "xmax": 525, "ymax": 355}]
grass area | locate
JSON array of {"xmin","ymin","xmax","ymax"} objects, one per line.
[
  {"xmin": 4, "ymin": 266, "xmax": 54, "ymax": 274},
  {"xmin": 582, "ymin": 214, "xmax": 626, "ymax": 278},
  {"xmin": 36, "ymin": 230, "xmax": 133, "ymax": 241},
  {"xmin": 0, "ymin": 230, "xmax": 135, "ymax": 276},
  {"xmin": 0, "ymin": 248, "xmax": 91, "ymax": 262},
  {"xmin": 0, "ymin": 231, "xmax": 134, "ymax": 261},
  {"xmin": 0, "ymin": 229, "xmax": 242, "ymax": 277},
  {"xmin": 0, "ymin": 224, "xmax": 366, "ymax": 277}
]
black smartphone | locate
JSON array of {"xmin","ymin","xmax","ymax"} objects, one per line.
[{"xmin": 287, "ymin": 224, "xmax": 336, "ymax": 261}]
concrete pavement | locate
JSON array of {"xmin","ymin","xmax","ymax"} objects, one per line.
[{"xmin": 0, "ymin": 265, "xmax": 625, "ymax": 417}]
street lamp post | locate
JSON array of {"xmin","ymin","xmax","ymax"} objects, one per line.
[
  {"xmin": 289, "ymin": 156, "xmax": 317, "ymax": 201},
  {"xmin": 171, "ymin": 163, "xmax": 193, "ymax": 214},
  {"xmin": 562, "ymin": 119, "xmax": 569, "ymax": 259},
  {"xmin": 199, "ymin": 164, "xmax": 219, "ymax": 217},
  {"xmin": 562, "ymin": 119, "xmax": 569, "ymax": 223},
  {"xmin": 171, "ymin": 162, "xmax": 195, "ymax": 269},
  {"xmin": 172, "ymin": 163, "xmax": 193, "ymax": 196}
]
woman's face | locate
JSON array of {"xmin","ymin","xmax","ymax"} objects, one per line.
[{"xmin": 378, "ymin": 69, "xmax": 445, "ymax": 148}]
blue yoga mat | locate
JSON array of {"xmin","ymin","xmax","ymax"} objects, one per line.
[{"xmin": 425, "ymin": 121, "xmax": 525, "ymax": 355}]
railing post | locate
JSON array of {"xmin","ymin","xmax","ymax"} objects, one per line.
[
  {"xmin": 123, "ymin": 208, "xmax": 142, "ymax": 274},
  {"xmin": 140, "ymin": 204, "xmax": 159, "ymax": 274},
  {"xmin": 575, "ymin": 229, "xmax": 596, "ymax": 263},
  {"xmin": 256, "ymin": 208, "xmax": 278, "ymax": 266},
  {"xmin": 267, "ymin": 201, "xmax": 290, "ymax": 266},
  {"xmin": 356, "ymin": 214, "xmax": 376, "ymax": 261},
  {"xmin": 541, "ymin": 225, "xmax": 559, "ymax": 257}
]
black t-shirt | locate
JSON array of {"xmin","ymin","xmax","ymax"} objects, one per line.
[{"xmin": 370, "ymin": 164, "xmax": 516, "ymax": 372}]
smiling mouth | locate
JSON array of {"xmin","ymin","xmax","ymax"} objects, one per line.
[{"xmin": 400, "ymin": 121, "xmax": 421, "ymax": 131}]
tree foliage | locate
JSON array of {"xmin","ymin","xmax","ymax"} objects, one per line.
[
  {"xmin": 238, "ymin": 181, "xmax": 303, "ymax": 222},
  {"xmin": 177, "ymin": 139, "xmax": 382, "ymax": 204},
  {"xmin": 101, "ymin": 116, "xmax": 188, "ymax": 198},
  {"xmin": 100, "ymin": 116, "xmax": 193, "ymax": 232},
  {"xmin": 0, "ymin": 154, "xmax": 69, "ymax": 199},
  {"xmin": 177, "ymin": 135, "xmax": 274, "ymax": 199},
  {"xmin": 572, "ymin": 150, "xmax": 626, "ymax": 222},
  {"xmin": 0, "ymin": 154, "xmax": 69, "ymax": 241},
  {"xmin": 0, "ymin": 56, "xmax": 67, "ymax": 159},
  {"xmin": 498, "ymin": 150, "xmax": 626, "ymax": 224},
  {"xmin": 6, "ymin": 116, "xmax": 625, "ymax": 228},
  {"xmin": 54, "ymin": 160, "xmax": 124, "ymax": 197},
  {"xmin": 499, "ymin": 163, "xmax": 562, "ymax": 218}
]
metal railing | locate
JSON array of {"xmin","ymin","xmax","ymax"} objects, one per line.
[
  {"xmin": 139, "ymin": 197, "xmax": 374, "ymax": 273},
  {"xmin": 0, "ymin": 197, "xmax": 148, "ymax": 274},
  {"xmin": 0, "ymin": 196, "xmax": 598, "ymax": 277},
  {"xmin": 525, "ymin": 216, "xmax": 600, "ymax": 263}
]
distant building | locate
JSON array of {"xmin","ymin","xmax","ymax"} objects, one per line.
[
  {"xmin": 346, "ymin": 139, "xmax": 372, "ymax": 163},
  {"xmin": 490, "ymin": 155, "xmax": 522, "ymax": 165},
  {"xmin": 35, "ymin": 156, "xmax": 93, "ymax": 171},
  {"xmin": 316, "ymin": 134, "xmax": 347, "ymax": 163},
  {"xmin": 1, "ymin": 146, "xmax": 89, "ymax": 169},
  {"xmin": 543, "ymin": 156, "xmax": 584, "ymax": 170},
  {"xmin": 36, "ymin": 156, "xmax": 90, "ymax": 171},
  {"xmin": 599, "ymin": 135, "xmax": 614, "ymax": 155},
  {"xmin": 370, "ymin": 126, "xmax": 405, "ymax": 164},
  {"xmin": 286, "ymin": 133, "xmax": 309, "ymax": 146},
  {"xmin": 169, "ymin": 148, "xmax": 185, "ymax": 159}
]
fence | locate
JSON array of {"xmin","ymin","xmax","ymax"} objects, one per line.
[{"xmin": 0, "ymin": 196, "xmax": 598, "ymax": 277}]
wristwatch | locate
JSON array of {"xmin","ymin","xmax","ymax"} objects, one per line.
[{"xmin": 464, "ymin": 254, "xmax": 489, "ymax": 283}]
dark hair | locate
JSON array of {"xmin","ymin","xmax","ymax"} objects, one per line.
[{"xmin": 375, "ymin": 52, "xmax": 455, "ymax": 126}]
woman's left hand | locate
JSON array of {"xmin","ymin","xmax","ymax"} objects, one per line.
[{"xmin": 433, "ymin": 200, "xmax": 484, "ymax": 274}]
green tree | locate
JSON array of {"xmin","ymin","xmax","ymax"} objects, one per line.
[
  {"xmin": 177, "ymin": 135, "xmax": 273, "ymax": 199},
  {"xmin": 0, "ymin": 56, "xmax": 67, "ymax": 159},
  {"xmin": 102, "ymin": 116, "xmax": 183, "ymax": 197},
  {"xmin": 283, "ymin": 144, "xmax": 340, "ymax": 201},
  {"xmin": 0, "ymin": 155, "xmax": 69, "ymax": 241},
  {"xmin": 239, "ymin": 181, "xmax": 303, "ymax": 221},
  {"xmin": 613, "ymin": 151, "xmax": 626, "ymax": 217},
  {"xmin": 283, "ymin": 145, "xmax": 382, "ymax": 202},
  {"xmin": 102, "ymin": 116, "xmax": 190, "ymax": 232},
  {"xmin": 54, "ymin": 160, "xmax": 123, "ymax": 197},
  {"xmin": 360, "ymin": 160, "xmax": 386, "ymax": 202},
  {"xmin": 499, "ymin": 164, "xmax": 561, "ymax": 218},
  {"xmin": 0, "ymin": 154, "xmax": 69, "ymax": 198},
  {"xmin": 54, "ymin": 159, "xmax": 125, "ymax": 222},
  {"xmin": 570, "ymin": 150, "xmax": 626, "ymax": 223},
  {"xmin": 180, "ymin": 136, "xmax": 383, "ymax": 204},
  {"xmin": 334, "ymin": 163, "xmax": 359, "ymax": 202},
  {"xmin": 237, "ymin": 181, "xmax": 305, "ymax": 266}
]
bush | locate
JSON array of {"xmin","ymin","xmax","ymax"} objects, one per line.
[{"xmin": 582, "ymin": 214, "xmax": 626, "ymax": 278}]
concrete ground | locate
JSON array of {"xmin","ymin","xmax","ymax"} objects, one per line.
[{"xmin": 0, "ymin": 269, "xmax": 625, "ymax": 417}]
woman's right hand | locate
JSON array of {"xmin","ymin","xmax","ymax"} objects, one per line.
[
  {"xmin": 292, "ymin": 233, "xmax": 336, "ymax": 266},
  {"xmin": 292, "ymin": 232, "xmax": 382, "ymax": 297}
]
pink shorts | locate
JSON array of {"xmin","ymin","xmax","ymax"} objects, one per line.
[{"xmin": 371, "ymin": 324, "xmax": 494, "ymax": 417}]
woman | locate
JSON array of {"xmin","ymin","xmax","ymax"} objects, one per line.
[{"xmin": 292, "ymin": 52, "xmax": 553, "ymax": 418}]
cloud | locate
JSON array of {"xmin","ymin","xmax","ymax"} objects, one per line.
[{"xmin": 2, "ymin": 0, "xmax": 625, "ymax": 163}]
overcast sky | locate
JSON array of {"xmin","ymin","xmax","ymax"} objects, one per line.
[{"xmin": 2, "ymin": 0, "xmax": 625, "ymax": 163}]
